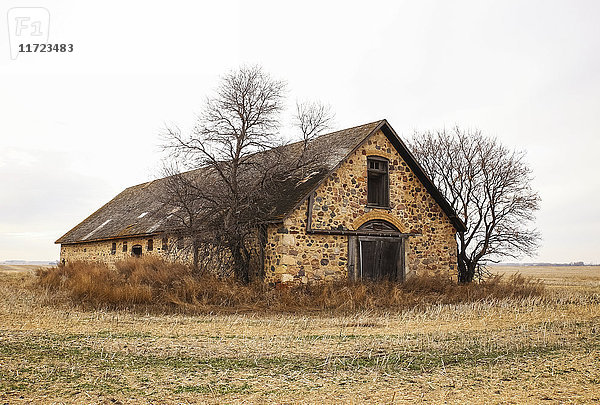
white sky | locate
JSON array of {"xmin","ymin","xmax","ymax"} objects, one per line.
[{"xmin": 0, "ymin": 0, "xmax": 598, "ymax": 263}]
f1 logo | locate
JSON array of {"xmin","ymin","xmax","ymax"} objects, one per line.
[{"xmin": 7, "ymin": 7, "xmax": 50, "ymax": 59}]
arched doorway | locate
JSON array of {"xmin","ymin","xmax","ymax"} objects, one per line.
[
  {"xmin": 357, "ymin": 220, "xmax": 404, "ymax": 281},
  {"xmin": 131, "ymin": 244, "xmax": 143, "ymax": 258}
]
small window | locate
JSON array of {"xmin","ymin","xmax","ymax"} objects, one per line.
[
  {"xmin": 122, "ymin": 241, "xmax": 127, "ymax": 252},
  {"xmin": 367, "ymin": 157, "xmax": 389, "ymax": 207},
  {"xmin": 132, "ymin": 245, "xmax": 142, "ymax": 257},
  {"xmin": 111, "ymin": 242, "xmax": 116, "ymax": 255},
  {"xmin": 162, "ymin": 237, "xmax": 168, "ymax": 251},
  {"xmin": 147, "ymin": 239, "xmax": 153, "ymax": 251},
  {"xmin": 177, "ymin": 236, "xmax": 184, "ymax": 249}
]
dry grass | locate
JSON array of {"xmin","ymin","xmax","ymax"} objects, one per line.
[
  {"xmin": 0, "ymin": 264, "xmax": 53, "ymax": 272},
  {"xmin": 34, "ymin": 258, "xmax": 544, "ymax": 313},
  {"xmin": 1, "ymin": 263, "xmax": 599, "ymax": 404},
  {"xmin": 491, "ymin": 264, "xmax": 600, "ymax": 288}
]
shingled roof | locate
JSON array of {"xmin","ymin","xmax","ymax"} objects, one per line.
[{"xmin": 56, "ymin": 120, "xmax": 465, "ymax": 245}]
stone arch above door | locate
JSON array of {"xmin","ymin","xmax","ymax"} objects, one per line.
[
  {"xmin": 358, "ymin": 219, "xmax": 399, "ymax": 232},
  {"xmin": 351, "ymin": 211, "xmax": 407, "ymax": 233}
]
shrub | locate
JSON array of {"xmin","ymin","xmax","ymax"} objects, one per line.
[{"xmin": 35, "ymin": 258, "xmax": 544, "ymax": 313}]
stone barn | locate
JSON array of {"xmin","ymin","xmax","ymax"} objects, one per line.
[{"xmin": 56, "ymin": 120, "xmax": 465, "ymax": 282}]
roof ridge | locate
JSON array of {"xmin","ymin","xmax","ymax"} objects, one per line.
[
  {"xmin": 266, "ymin": 119, "xmax": 385, "ymax": 155},
  {"xmin": 125, "ymin": 120, "xmax": 387, "ymax": 189}
]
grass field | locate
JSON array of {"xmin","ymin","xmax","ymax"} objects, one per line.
[
  {"xmin": 492, "ymin": 265, "xmax": 600, "ymax": 288},
  {"xmin": 1, "ymin": 265, "xmax": 599, "ymax": 404}
]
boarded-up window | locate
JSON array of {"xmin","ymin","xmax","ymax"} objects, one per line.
[
  {"xmin": 367, "ymin": 157, "xmax": 389, "ymax": 207},
  {"xmin": 147, "ymin": 239, "xmax": 153, "ymax": 251},
  {"xmin": 122, "ymin": 241, "xmax": 127, "ymax": 252}
]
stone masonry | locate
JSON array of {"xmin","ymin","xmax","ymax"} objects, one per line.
[
  {"xmin": 60, "ymin": 236, "xmax": 186, "ymax": 265},
  {"xmin": 263, "ymin": 129, "xmax": 458, "ymax": 283}
]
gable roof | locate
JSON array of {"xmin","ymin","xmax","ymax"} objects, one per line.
[
  {"xmin": 375, "ymin": 120, "xmax": 466, "ymax": 232},
  {"xmin": 56, "ymin": 120, "xmax": 465, "ymax": 245},
  {"xmin": 278, "ymin": 119, "xmax": 466, "ymax": 232}
]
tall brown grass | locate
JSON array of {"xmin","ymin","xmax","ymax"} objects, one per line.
[{"xmin": 35, "ymin": 258, "xmax": 544, "ymax": 313}]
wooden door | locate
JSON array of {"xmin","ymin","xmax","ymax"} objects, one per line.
[{"xmin": 359, "ymin": 237, "xmax": 403, "ymax": 281}]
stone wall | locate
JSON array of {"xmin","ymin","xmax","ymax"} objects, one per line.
[
  {"xmin": 264, "ymin": 207, "xmax": 346, "ymax": 283},
  {"xmin": 264, "ymin": 129, "xmax": 458, "ymax": 283},
  {"xmin": 59, "ymin": 235, "xmax": 189, "ymax": 265}
]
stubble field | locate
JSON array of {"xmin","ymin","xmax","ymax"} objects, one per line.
[{"xmin": 1, "ymin": 265, "xmax": 599, "ymax": 404}]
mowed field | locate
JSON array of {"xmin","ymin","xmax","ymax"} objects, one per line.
[
  {"xmin": 491, "ymin": 265, "xmax": 600, "ymax": 288},
  {"xmin": 1, "ymin": 265, "xmax": 599, "ymax": 404}
]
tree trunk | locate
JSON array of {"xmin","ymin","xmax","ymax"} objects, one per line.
[
  {"xmin": 257, "ymin": 225, "xmax": 267, "ymax": 281},
  {"xmin": 457, "ymin": 250, "xmax": 476, "ymax": 283},
  {"xmin": 192, "ymin": 238, "xmax": 200, "ymax": 276},
  {"xmin": 231, "ymin": 243, "xmax": 250, "ymax": 284}
]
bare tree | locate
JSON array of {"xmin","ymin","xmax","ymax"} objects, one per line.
[
  {"xmin": 159, "ymin": 162, "xmax": 231, "ymax": 275},
  {"xmin": 162, "ymin": 66, "xmax": 332, "ymax": 283},
  {"xmin": 294, "ymin": 100, "xmax": 334, "ymax": 147},
  {"xmin": 163, "ymin": 66, "xmax": 287, "ymax": 283},
  {"xmin": 409, "ymin": 127, "xmax": 541, "ymax": 283},
  {"xmin": 293, "ymin": 100, "xmax": 335, "ymax": 172}
]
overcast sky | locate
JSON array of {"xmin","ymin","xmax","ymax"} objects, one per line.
[{"xmin": 1, "ymin": 0, "xmax": 598, "ymax": 263}]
